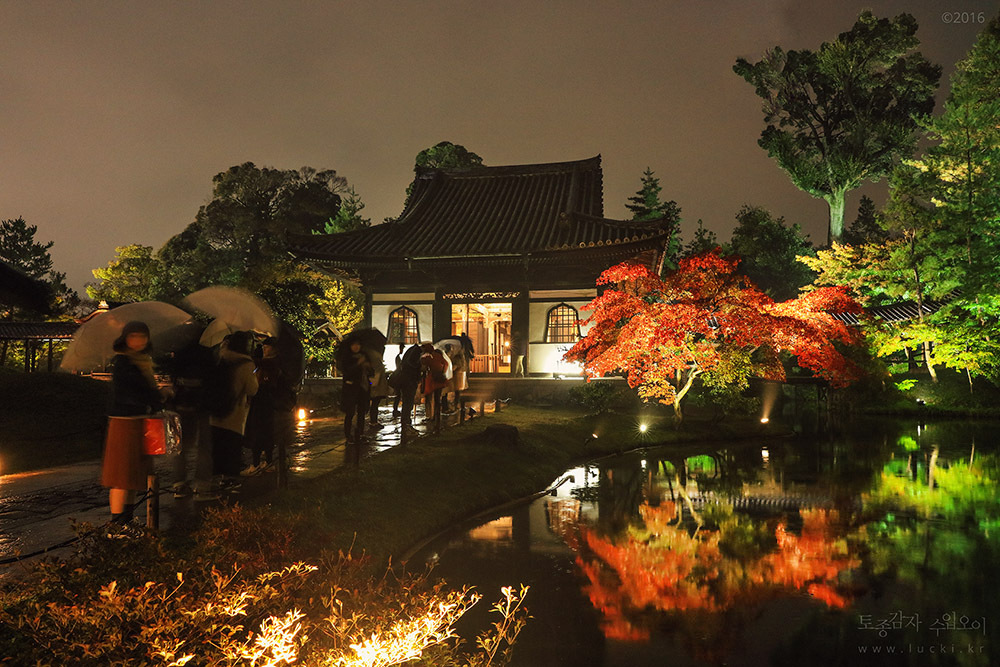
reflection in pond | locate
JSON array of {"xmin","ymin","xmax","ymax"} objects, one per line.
[{"xmin": 424, "ymin": 419, "xmax": 999, "ymax": 666}]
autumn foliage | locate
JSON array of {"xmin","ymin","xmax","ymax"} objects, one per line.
[
  {"xmin": 575, "ymin": 504, "xmax": 858, "ymax": 643},
  {"xmin": 564, "ymin": 250, "xmax": 864, "ymax": 413}
]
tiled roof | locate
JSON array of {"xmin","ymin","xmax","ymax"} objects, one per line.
[
  {"xmin": 290, "ymin": 156, "xmax": 674, "ymax": 265},
  {"xmin": 831, "ymin": 299, "xmax": 946, "ymax": 325},
  {"xmin": 0, "ymin": 321, "xmax": 79, "ymax": 340}
]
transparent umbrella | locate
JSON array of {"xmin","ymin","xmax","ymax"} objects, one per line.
[
  {"xmin": 60, "ymin": 302, "xmax": 194, "ymax": 372},
  {"xmin": 181, "ymin": 286, "xmax": 279, "ymax": 339}
]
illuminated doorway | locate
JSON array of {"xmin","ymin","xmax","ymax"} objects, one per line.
[{"xmin": 451, "ymin": 303, "xmax": 511, "ymax": 373}]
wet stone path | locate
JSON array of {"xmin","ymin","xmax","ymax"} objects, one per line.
[{"xmin": 0, "ymin": 405, "xmax": 451, "ymax": 572}]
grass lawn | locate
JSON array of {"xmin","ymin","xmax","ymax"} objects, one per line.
[
  {"xmin": 0, "ymin": 372, "xmax": 110, "ymax": 474},
  {"xmin": 259, "ymin": 404, "xmax": 769, "ymax": 565}
]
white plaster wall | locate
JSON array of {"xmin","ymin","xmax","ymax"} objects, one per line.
[
  {"xmin": 526, "ymin": 299, "xmax": 593, "ymax": 375},
  {"xmin": 526, "ymin": 342, "xmax": 584, "ymax": 375},
  {"xmin": 527, "ymin": 300, "xmax": 594, "ymax": 342}
]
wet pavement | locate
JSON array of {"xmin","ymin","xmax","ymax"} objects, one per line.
[{"xmin": 0, "ymin": 404, "xmax": 464, "ymax": 574}]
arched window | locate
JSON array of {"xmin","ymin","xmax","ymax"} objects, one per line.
[
  {"xmin": 387, "ymin": 306, "xmax": 419, "ymax": 344},
  {"xmin": 545, "ymin": 303, "xmax": 580, "ymax": 343}
]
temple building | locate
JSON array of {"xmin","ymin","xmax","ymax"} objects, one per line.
[{"xmin": 289, "ymin": 156, "xmax": 675, "ymax": 375}]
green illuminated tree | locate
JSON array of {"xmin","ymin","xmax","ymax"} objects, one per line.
[
  {"xmin": 725, "ymin": 205, "xmax": 815, "ymax": 301},
  {"xmin": 734, "ymin": 11, "xmax": 941, "ymax": 244},
  {"xmin": 882, "ymin": 15, "xmax": 1000, "ymax": 384},
  {"xmin": 413, "ymin": 140, "xmax": 484, "ymax": 172},
  {"xmin": 323, "ymin": 186, "xmax": 371, "ymax": 234},
  {"xmin": 87, "ymin": 244, "xmax": 165, "ymax": 303}
]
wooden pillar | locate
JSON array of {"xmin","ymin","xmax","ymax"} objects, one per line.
[
  {"xmin": 433, "ymin": 289, "xmax": 451, "ymax": 342},
  {"xmin": 47, "ymin": 340, "xmax": 53, "ymax": 372},
  {"xmin": 24, "ymin": 340, "xmax": 31, "ymax": 372}
]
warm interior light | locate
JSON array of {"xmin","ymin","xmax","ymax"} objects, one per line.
[{"xmin": 297, "ymin": 408, "xmax": 307, "ymax": 421}]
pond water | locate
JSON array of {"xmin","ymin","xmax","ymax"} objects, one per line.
[{"xmin": 418, "ymin": 418, "xmax": 1000, "ymax": 666}]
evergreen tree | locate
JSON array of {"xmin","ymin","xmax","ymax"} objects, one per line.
[
  {"xmin": 680, "ymin": 219, "xmax": 719, "ymax": 259},
  {"xmin": 0, "ymin": 217, "xmax": 78, "ymax": 317},
  {"xmin": 626, "ymin": 168, "xmax": 682, "ymax": 269},
  {"xmin": 884, "ymin": 14, "xmax": 1000, "ymax": 383},
  {"xmin": 843, "ymin": 195, "xmax": 888, "ymax": 245},
  {"xmin": 323, "ymin": 186, "xmax": 371, "ymax": 234},
  {"xmin": 725, "ymin": 205, "xmax": 815, "ymax": 301},
  {"xmin": 734, "ymin": 11, "xmax": 941, "ymax": 244}
]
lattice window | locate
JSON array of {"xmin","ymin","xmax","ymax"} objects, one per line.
[
  {"xmin": 545, "ymin": 303, "xmax": 580, "ymax": 343},
  {"xmin": 387, "ymin": 307, "xmax": 419, "ymax": 344}
]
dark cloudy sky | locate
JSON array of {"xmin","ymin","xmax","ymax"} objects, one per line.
[{"xmin": 2, "ymin": 0, "xmax": 995, "ymax": 293}]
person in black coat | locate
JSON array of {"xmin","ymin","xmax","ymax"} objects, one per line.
[
  {"xmin": 397, "ymin": 343, "xmax": 423, "ymax": 431},
  {"xmin": 101, "ymin": 321, "xmax": 171, "ymax": 529},
  {"xmin": 340, "ymin": 340, "xmax": 372, "ymax": 443}
]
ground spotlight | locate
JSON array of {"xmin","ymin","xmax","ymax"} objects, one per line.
[
  {"xmin": 639, "ymin": 423, "xmax": 648, "ymax": 433},
  {"xmin": 760, "ymin": 417, "xmax": 769, "ymax": 424}
]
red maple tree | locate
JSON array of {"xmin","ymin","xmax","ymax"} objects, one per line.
[{"xmin": 564, "ymin": 249, "xmax": 864, "ymax": 418}]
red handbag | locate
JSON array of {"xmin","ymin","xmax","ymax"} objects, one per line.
[{"xmin": 143, "ymin": 411, "xmax": 182, "ymax": 456}]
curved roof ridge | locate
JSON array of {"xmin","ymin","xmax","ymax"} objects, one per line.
[
  {"xmin": 415, "ymin": 155, "xmax": 601, "ymax": 179},
  {"xmin": 568, "ymin": 210, "xmax": 676, "ymax": 229}
]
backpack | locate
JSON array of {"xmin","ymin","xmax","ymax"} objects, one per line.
[{"xmin": 201, "ymin": 358, "xmax": 252, "ymax": 419}]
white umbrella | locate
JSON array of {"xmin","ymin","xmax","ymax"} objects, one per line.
[
  {"xmin": 182, "ymin": 286, "xmax": 279, "ymax": 339},
  {"xmin": 60, "ymin": 302, "xmax": 193, "ymax": 372}
]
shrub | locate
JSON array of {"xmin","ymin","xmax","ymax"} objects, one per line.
[
  {"xmin": 568, "ymin": 380, "xmax": 629, "ymax": 414},
  {"xmin": 0, "ymin": 505, "xmax": 529, "ymax": 667}
]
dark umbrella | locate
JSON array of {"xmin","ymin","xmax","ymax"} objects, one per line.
[
  {"xmin": 275, "ymin": 320, "xmax": 305, "ymax": 387},
  {"xmin": 334, "ymin": 327, "xmax": 387, "ymax": 371}
]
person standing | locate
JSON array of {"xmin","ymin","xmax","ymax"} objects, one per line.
[
  {"xmin": 366, "ymin": 344, "xmax": 389, "ymax": 431},
  {"xmin": 510, "ymin": 329, "xmax": 527, "ymax": 377},
  {"xmin": 339, "ymin": 340, "xmax": 372, "ymax": 443},
  {"xmin": 396, "ymin": 343, "xmax": 423, "ymax": 433},
  {"xmin": 244, "ymin": 336, "xmax": 294, "ymax": 475},
  {"xmin": 101, "ymin": 321, "xmax": 171, "ymax": 533},
  {"xmin": 420, "ymin": 342, "xmax": 449, "ymax": 430},
  {"xmin": 168, "ymin": 342, "xmax": 213, "ymax": 498},
  {"xmin": 445, "ymin": 342, "xmax": 468, "ymax": 413},
  {"xmin": 208, "ymin": 331, "xmax": 257, "ymax": 490}
]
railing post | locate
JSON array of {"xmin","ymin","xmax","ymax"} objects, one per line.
[{"xmin": 146, "ymin": 474, "xmax": 159, "ymax": 531}]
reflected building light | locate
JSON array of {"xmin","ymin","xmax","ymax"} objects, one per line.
[
  {"xmin": 640, "ymin": 459, "xmax": 647, "ymax": 469},
  {"xmin": 761, "ymin": 447, "xmax": 770, "ymax": 462},
  {"xmin": 297, "ymin": 408, "xmax": 307, "ymax": 421},
  {"xmin": 917, "ymin": 424, "xmax": 922, "ymax": 437},
  {"xmin": 468, "ymin": 516, "xmax": 513, "ymax": 542}
]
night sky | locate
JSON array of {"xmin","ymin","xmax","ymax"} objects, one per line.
[{"xmin": 2, "ymin": 1, "xmax": 994, "ymax": 293}]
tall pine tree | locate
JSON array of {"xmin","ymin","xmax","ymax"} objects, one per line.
[{"xmin": 626, "ymin": 168, "xmax": 682, "ymax": 269}]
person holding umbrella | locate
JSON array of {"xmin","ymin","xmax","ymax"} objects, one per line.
[
  {"xmin": 101, "ymin": 321, "xmax": 172, "ymax": 534},
  {"xmin": 207, "ymin": 331, "xmax": 258, "ymax": 489}
]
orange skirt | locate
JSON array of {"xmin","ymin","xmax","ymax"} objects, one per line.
[{"xmin": 101, "ymin": 417, "xmax": 153, "ymax": 490}]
